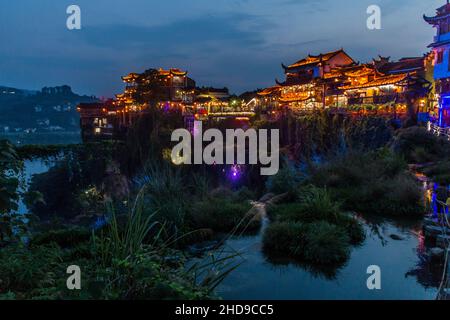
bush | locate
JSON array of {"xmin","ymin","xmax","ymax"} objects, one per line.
[
  {"xmin": 338, "ymin": 214, "xmax": 366, "ymax": 245},
  {"xmin": 263, "ymin": 221, "xmax": 351, "ymax": 265},
  {"xmin": 265, "ymin": 162, "xmax": 302, "ymax": 196},
  {"xmin": 303, "ymin": 222, "xmax": 350, "ymax": 265},
  {"xmin": 267, "ymin": 186, "xmax": 365, "ymax": 245},
  {"xmin": 390, "ymin": 126, "xmax": 450, "ymax": 163},
  {"xmin": 420, "ymin": 161, "xmax": 450, "ymax": 185},
  {"xmin": 0, "ymin": 192, "xmax": 235, "ymax": 300},
  {"xmin": 188, "ymin": 197, "xmax": 255, "ymax": 233},
  {"xmin": 307, "ymin": 150, "xmax": 425, "ymax": 217},
  {"xmin": 263, "ymin": 185, "xmax": 364, "ymax": 270},
  {"xmin": 263, "ymin": 222, "xmax": 307, "ymax": 256},
  {"xmin": 30, "ymin": 227, "xmax": 91, "ymax": 248},
  {"xmin": 0, "ymin": 244, "xmax": 64, "ymax": 298}
]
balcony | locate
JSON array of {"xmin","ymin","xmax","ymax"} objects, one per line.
[{"xmin": 347, "ymin": 94, "xmax": 404, "ymax": 105}]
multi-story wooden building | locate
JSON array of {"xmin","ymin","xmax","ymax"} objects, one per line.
[
  {"xmin": 425, "ymin": 1, "xmax": 450, "ymax": 134},
  {"xmin": 78, "ymin": 68, "xmax": 196, "ymax": 141},
  {"xmin": 78, "ymin": 68, "xmax": 255, "ymax": 140},
  {"xmin": 258, "ymin": 49, "xmax": 432, "ymax": 118}
]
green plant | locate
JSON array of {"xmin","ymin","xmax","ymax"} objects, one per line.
[
  {"xmin": 266, "ymin": 161, "xmax": 302, "ymax": 196},
  {"xmin": 0, "ymin": 140, "xmax": 23, "ymax": 214},
  {"xmin": 263, "ymin": 221, "xmax": 351, "ymax": 266},
  {"xmin": 91, "ymin": 190, "xmax": 240, "ymax": 299},
  {"xmin": 262, "ymin": 222, "xmax": 307, "ymax": 256},
  {"xmin": 0, "ymin": 244, "xmax": 64, "ymax": 298},
  {"xmin": 302, "ymin": 222, "xmax": 350, "ymax": 265},
  {"xmin": 138, "ymin": 163, "xmax": 188, "ymax": 230},
  {"xmin": 306, "ymin": 150, "xmax": 425, "ymax": 217},
  {"xmin": 0, "ymin": 140, "xmax": 26, "ymax": 245},
  {"xmin": 188, "ymin": 196, "xmax": 255, "ymax": 233},
  {"xmin": 390, "ymin": 126, "xmax": 450, "ymax": 163}
]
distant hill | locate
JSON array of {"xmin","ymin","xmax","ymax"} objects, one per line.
[
  {"xmin": 0, "ymin": 86, "xmax": 37, "ymax": 96},
  {"xmin": 0, "ymin": 85, "xmax": 98, "ymax": 133}
]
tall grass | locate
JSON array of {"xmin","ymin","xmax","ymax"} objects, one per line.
[
  {"xmin": 94, "ymin": 189, "xmax": 161, "ymax": 268},
  {"xmin": 306, "ymin": 149, "xmax": 426, "ymax": 217},
  {"xmin": 92, "ymin": 189, "xmax": 241, "ymax": 299}
]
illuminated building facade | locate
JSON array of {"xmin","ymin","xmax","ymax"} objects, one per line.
[
  {"xmin": 120, "ymin": 68, "xmax": 196, "ymax": 109},
  {"xmin": 78, "ymin": 68, "xmax": 195, "ymax": 141},
  {"xmin": 77, "ymin": 101, "xmax": 121, "ymax": 141},
  {"xmin": 258, "ymin": 49, "xmax": 431, "ymax": 118},
  {"xmin": 78, "ymin": 68, "xmax": 255, "ymax": 140},
  {"xmin": 425, "ymin": 1, "xmax": 450, "ymax": 133}
]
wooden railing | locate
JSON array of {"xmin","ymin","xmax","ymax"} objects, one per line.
[{"xmin": 347, "ymin": 94, "xmax": 404, "ymax": 105}]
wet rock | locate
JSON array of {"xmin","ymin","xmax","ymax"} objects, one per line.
[{"xmin": 389, "ymin": 234, "xmax": 404, "ymax": 241}]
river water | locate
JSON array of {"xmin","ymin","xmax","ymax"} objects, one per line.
[
  {"xmin": 16, "ymin": 159, "xmax": 54, "ymax": 214},
  {"xmin": 216, "ymin": 216, "xmax": 440, "ymax": 300}
]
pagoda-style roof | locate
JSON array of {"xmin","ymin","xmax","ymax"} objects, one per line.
[
  {"xmin": 157, "ymin": 68, "xmax": 188, "ymax": 77},
  {"xmin": 340, "ymin": 74, "xmax": 408, "ymax": 90},
  {"xmin": 122, "ymin": 73, "xmax": 139, "ymax": 82},
  {"xmin": 376, "ymin": 57, "xmax": 424, "ymax": 75},
  {"xmin": 324, "ymin": 64, "xmax": 375, "ymax": 79},
  {"xmin": 428, "ymin": 39, "xmax": 450, "ymax": 48},
  {"xmin": 276, "ymin": 73, "xmax": 316, "ymax": 86},
  {"xmin": 424, "ymin": 3, "xmax": 450, "ymax": 25},
  {"xmin": 258, "ymin": 86, "xmax": 281, "ymax": 96},
  {"xmin": 283, "ymin": 49, "xmax": 355, "ymax": 70},
  {"xmin": 345, "ymin": 67, "xmax": 375, "ymax": 78}
]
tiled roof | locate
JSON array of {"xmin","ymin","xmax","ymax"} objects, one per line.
[
  {"xmin": 258, "ymin": 86, "xmax": 281, "ymax": 96},
  {"xmin": 286, "ymin": 49, "xmax": 347, "ymax": 69},
  {"xmin": 377, "ymin": 57, "xmax": 424, "ymax": 74},
  {"xmin": 340, "ymin": 74, "xmax": 408, "ymax": 90}
]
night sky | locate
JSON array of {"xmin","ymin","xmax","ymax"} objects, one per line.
[{"xmin": 0, "ymin": 0, "xmax": 443, "ymax": 97}]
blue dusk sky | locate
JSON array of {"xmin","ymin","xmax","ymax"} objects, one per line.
[{"xmin": 0, "ymin": 0, "xmax": 444, "ymax": 97}]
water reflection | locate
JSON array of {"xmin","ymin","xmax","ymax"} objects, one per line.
[
  {"xmin": 416, "ymin": 171, "xmax": 449, "ymax": 218},
  {"xmin": 216, "ymin": 215, "xmax": 438, "ymax": 300},
  {"xmin": 16, "ymin": 159, "xmax": 54, "ymax": 214}
]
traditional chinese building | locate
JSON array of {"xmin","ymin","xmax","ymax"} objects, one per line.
[
  {"xmin": 77, "ymin": 100, "xmax": 122, "ymax": 142},
  {"xmin": 425, "ymin": 1, "xmax": 450, "ymax": 133},
  {"xmin": 78, "ymin": 68, "xmax": 196, "ymax": 141},
  {"xmin": 277, "ymin": 49, "xmax": 356, "ymax": 110},
  {"xmin": 78, "ymin": 68, "xmax": 255, "ymax": 140},
  {"xmin": 120, "ymin": 68, "xmax": 196, "ymax": 109},
  {"xmin": 258, "ymin": 49, "xmax": 431, "ymax": 118}
]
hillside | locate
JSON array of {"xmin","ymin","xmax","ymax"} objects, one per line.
[{"xmin": 0, "ymin": 85, "xmax": 98, "ymax": 133}]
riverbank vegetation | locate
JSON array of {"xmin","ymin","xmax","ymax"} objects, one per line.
[
  {"xmin": 263, "ymin": 186, "xmax": 364, "ymax": 272},
  {"xmin": 0, "ymin": 193, "xmax": 237, "ymax": 299},
  {"xmin": 0, "ymin": 109, "xmax": 442, "ymax": 299},
  {"xmin": 390, "ymin": 126, "xmax": 450, "ymax": 184},
  {"xmin": 306, "ymin": 149, "xmax": 426, "ymax": 217}
]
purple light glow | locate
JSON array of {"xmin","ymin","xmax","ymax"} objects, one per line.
[{"xmin": 228, "ymin": 165, "xmax": 241, "ymax": 182}]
